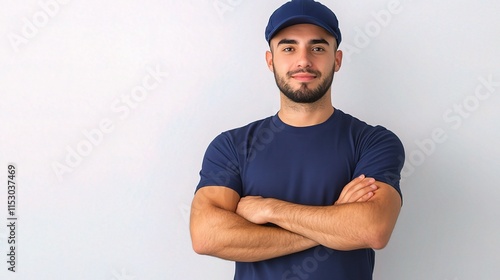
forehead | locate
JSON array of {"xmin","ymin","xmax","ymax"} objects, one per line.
[{"xmin": 271, "ymin": 24, "xmax": 335, "ymax": 44}]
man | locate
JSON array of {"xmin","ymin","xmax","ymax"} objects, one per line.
[{"xmin": 190, "ymin": 0, "xmax": 405, "ymax": 279}]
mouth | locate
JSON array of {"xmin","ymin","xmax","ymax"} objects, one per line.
[{"xmin": 290, "ymin": 73, "xmax": 317, "ymax": 82}]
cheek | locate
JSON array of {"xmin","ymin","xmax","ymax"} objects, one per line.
[
  {"xmin": 271, "ymin": 61, "xmax": 288, "ymax": 75},
  {"xmin": 325, "ymin": 58, "xmax": 338, "ymax": 72}
]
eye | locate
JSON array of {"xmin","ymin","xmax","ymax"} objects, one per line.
[
  {"xmin": 283, "ymin": 47, "xmax": 294, "ymax": 52},
  {"xmin": 312, "ymin": 46, "xmax": 325, "ymax": 52}
]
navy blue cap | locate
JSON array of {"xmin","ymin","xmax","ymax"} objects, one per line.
[{"xmin": 265, "ymin": 0, "xmax": 342, "ymax": 46}]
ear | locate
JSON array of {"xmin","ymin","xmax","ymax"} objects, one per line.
[
  {"xmin": 265, "ymin": 50, "xmax": 274, "ymax": 72},
  {"xmin": 334, "ymin": 50, "xmax": 343, "ymax": 72}
]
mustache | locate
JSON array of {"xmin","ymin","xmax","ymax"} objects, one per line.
[{"xmin": 287, "ymin": 69, "xmax": 321, "ymax": 77}]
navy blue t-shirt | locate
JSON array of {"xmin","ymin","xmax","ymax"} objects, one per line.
[{"xmin": 196, "ymin": 108, "xmax": 405, "ymax": 280}]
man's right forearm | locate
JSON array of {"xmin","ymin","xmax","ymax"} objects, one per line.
[{"xmin": 190, "ymin": 202, "xmax": 318, "ymax": 262}]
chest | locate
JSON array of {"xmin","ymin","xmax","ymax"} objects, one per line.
[{"xmin": 240, "ymin": 133, "xmax": 356, "ymax": 205}]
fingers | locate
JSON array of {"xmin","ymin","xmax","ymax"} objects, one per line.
[
  {"xmin": 335, "ymin": 175, "xmax": 378, "ymax": 205},
  {"xmin": 356, "ymin": 188, "xmax": 375, "ymax": 202},
  {"xmin": 336, "ymin": 174, "xmax": 366, "ymax": 202}
]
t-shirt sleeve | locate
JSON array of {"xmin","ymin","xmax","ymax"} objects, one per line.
[
  {"xmin": 352, "ymin": 126, "xmax": 405, "ymax": 199},
  {"xmin": 195, "ymin": 132, "xmax": 243, "ymax": 195}
]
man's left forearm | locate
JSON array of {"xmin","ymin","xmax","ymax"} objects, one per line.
[{"xmin": 237, "ymin": 181, "xmax": 401, "ymax": 251}]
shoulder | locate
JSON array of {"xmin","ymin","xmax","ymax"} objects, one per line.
[
  {"xmin": 225, "ymin": 116, "xmax": 275, "ymax": 135},
  {"xmin": 205, "ymin": 116, "xmax": 275, "ymax": 156},
  {"xmin": 216, "ymin": 116, "xmax": 276, "ymax": 145},
  {"xmin": 337, "ymin": 109, "xmax": 403, "ymax": 149},
  {"xmin": 338, "ymin": 110, "xmax": 405, "ymax": 194}
]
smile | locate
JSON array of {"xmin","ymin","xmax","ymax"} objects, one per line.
[{"xmin": 291, "ymin": 73, "xmax": 317, "ymax": 82}]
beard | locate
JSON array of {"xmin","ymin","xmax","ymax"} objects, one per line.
[{"xmin": 274, "ymin": 66, "xmax": 335, "ymax": 104}]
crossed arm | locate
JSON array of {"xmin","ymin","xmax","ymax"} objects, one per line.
[{"xmin": 190, "ymin": 175, "xmax": 401, "ymax": 262}]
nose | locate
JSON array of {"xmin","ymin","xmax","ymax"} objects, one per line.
[{"xmin": 296, "ymin": 48, "xmax": 312, "ymax": 69}]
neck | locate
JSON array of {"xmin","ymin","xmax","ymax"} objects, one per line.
[{"xmin": 278, "ymin": 93, "xmax": 334, "ymax": 127}]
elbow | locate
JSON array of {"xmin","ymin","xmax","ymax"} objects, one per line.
[
  {"xmin": 190, "ymin": 232, "xmax": 204, "ymax": 255},
  {"xmin": 366, "ymin": 227, "xmax": 393, "ymax": 250},
  {"xmin": 191, "ymin": 239, "xmax": 209, "ymax": 256},
  {"xmin": 190, "ymin": 221, "xmax": 218, "ymax": 256},
  {"xmin": 369, "ymin": 236, "xmax": 390, "ymax": 250},
  {"xmin": 190, "ymin": 227, "xmax": 213, "ymax": 256},
  {"xmin": 365, "ymin": 209, "xmax": 400, "ymax": 250}
]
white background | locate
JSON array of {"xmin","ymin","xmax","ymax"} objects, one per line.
[{"xmin": 0, "ymin": 0, "xmax": 499, "ymax": 279}]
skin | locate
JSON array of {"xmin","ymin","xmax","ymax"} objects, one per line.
[
  {"xmin": 190, "ymin": 24, "xmax": 402, "ymax": 262},
  {"xmin": 266, "ymin": 24, "xmax": 343, "ymax": 127}
]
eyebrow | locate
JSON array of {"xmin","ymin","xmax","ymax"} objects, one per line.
[
  {"xmin": 277, "ymin": 38, "xmax": 330, "ymax": 46},
  {"xmin": 310, "ymin": 39, "xmax": 330, "ymax": 46},
  {"xmin": 277, "ymin": 39, "xmax": 298, "ymax": 46}
]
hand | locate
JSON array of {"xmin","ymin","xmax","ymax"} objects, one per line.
[
  {"xmin": 236, "ymin": 196, "xmax": 272, "ymax": 225},
  {"xmin": 335, "ymin": 175, "xmax": 378, "ymax": 205}
]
